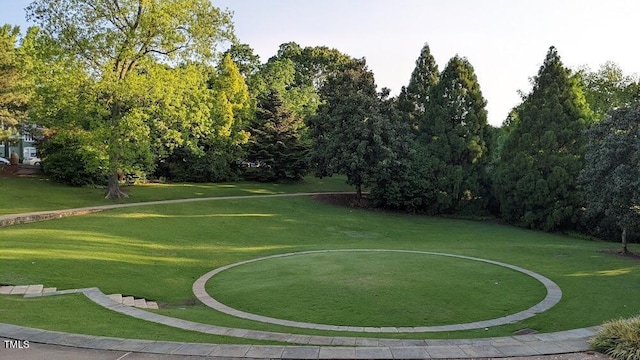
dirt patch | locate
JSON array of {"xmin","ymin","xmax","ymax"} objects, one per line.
[{"xmin": 0, "ymin": 164, "xmax": 43, "ymax": 178}]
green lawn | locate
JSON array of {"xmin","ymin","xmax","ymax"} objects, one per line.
[
  {"xmin": 1, "ymin": 178, "xmax": 638, "ymax": 343},
  {"xmin": 0, "ymin": 175, "xmax": 352, "ymax": 215},
  {"xmin": 207, "ymin": 251, "xmax": 546, "ymax": 327}
]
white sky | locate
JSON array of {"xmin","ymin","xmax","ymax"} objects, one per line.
[{"xmin": 3, "ymin": 0, "xmax": 640, "ymax": 126}]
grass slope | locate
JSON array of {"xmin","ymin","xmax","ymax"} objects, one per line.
[
  {"xmin": 1, "ymin": 191, "xmax": 638, "ymax": 342},
  {"xmin": 0, "ymin": 175, "xmax": 352, "ymax": 215}
]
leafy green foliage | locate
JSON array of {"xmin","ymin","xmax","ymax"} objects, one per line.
[
  {"xmin": 38, "ymin": 129, "xmax": 110, "ymax": 186},
  {"xmin": 244, "ymin": 91, "xmax": 309, "ymax": 182},
  {"xmin": 156, "ymin": 55, "xmax": 251, "ymax": 183},
  {"xmin": 308, "ymin": 60, "xmax": 384, "ymax": 197},
  {"xmin": 591, "ymin": 315, "xmax": 640, "ymax": 360},
  {"xmin": 494, "ymin": 47, "xmax": 592, "ymax": 231},
  {"xmin": 579, "ymin": 106, "xmax": 640, "ymax": 253},
  {"xmin": 364, "ymin": 94, "xmax": 423, "ymax": 210},
  {"xmin": 0, "ymin": 24, "xmax": 31, "ymax": 143},
  {"xmin": 26, "ymin": 0, "xmax": 235, "ymax": 198},
  {"xmin": 578, "ymin": 62, "xmax": 640, "ymax": 120}
]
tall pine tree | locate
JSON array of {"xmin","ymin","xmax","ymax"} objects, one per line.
[
  {"xmin": 397, "ymin": 43, "xmax": 439, "ymax": 131},
  {"xmin": 494, "ymin": 47, "xmax": 592, "ymax": 231},
  {"xmin": 244, "ymin": 91, "xmax": 309, "ymax": 182},
  {"xmin": 419, "ymin": 55, "xmax": 490, "ymax": 214}
]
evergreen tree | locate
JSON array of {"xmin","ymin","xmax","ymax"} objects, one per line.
[
  {"xmin": 419, "ymin": 55, "xmax": 490, "ymax": 214},
  {"xmin": 579, "ymin": 106, "xmax": 640, "ymax": 254},
  {"xmin": 397, "ymin": 43, "xmax": 439, "ymax": 131},
  {"xmin": 366, "ymin": 92, "xmax": 423, "ymax": 210},
  {"xmin": 244, "ymin": 91, "xmax": 309, "ymax": 182},
  {"xmin": 494, "ymin": 47, "xmax": 592, "ymax": 231},
  {"xmin": 308, "ymin": 59, "xmax": 381, "ymax": 198}
]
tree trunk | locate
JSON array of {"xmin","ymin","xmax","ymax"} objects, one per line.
[
  {"xmin": 621, "ymin": 227, "xmax": 629, "ymax": 255},
  {"xmin": 104, "ymin": 97, "xmax": 128, "ymax": 200},
  {"xmin": 356, "ymin": 183, "xmax": 362, "ymax": 200},
  {"xmin": 105, "ymin": 170, "xmax": 128, "ymax": 199}
]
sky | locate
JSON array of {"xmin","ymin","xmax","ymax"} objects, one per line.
[{"xmin": 2, "ymin": 0, "xmax": 640, "ymax": 126}]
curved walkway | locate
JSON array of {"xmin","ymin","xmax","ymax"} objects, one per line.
[
  {"xmin": 0, "ymin": 192, "xmax": 601, "ymax": 358},
  {"xmin": 0, "ymin": 191, "xmax": 353, "ymax": 227}
]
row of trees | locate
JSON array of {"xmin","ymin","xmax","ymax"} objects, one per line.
[
  {"xmin": 0, "ymin": 1, "xmax": 637, "ymax": 249},
  {"xmin": 310, "ymin": 44, "xmax": 639, "ymax": 251}
]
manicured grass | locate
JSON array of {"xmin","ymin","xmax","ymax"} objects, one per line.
[
  {"xmin": 0, "ymin": 175, "xmax": 352, "ymax": 215},
  {"xmin": 1, "ymin": 188, "xmax": 639, "ymax": 342},
  {"xmin": 0, "ymin": 295, "xmax": 273, "ymax": 345},
  {"xmin": 207, "ymin": 251, "xmax": 546, "ymax": 327}
]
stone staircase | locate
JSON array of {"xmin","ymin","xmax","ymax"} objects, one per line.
[
  {"xmin": 107, "ymin": 293, "xmax": 158, "ymax": 309},
  {"xmin": 0, "ymin": 284, "xmax": 158, "ymax": 310}
]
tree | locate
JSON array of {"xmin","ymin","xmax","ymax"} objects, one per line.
[
  {"xmin": 224, "ymin": 43, "xmax": 260, "ymax": 79},
  {"xmin": 365, "ymin": 91, "xmax": 422, "ymax": 210},
  {"xmin": 578, "ymin": 61, "xmax": 639, "ymax": 120},
  {"xmin": 157, "ymin": 54, "xmax": 251, "ymax": 182},
  {"xmin": 0, "ymin": 25, "xmax": 31, "ymax": 150},
  {"xmin": 244, "ymin": 91, "xmax": 309, "ymax": 182},
  {"xmin": 308, "ymin": 59, "xmax": 381, "ymax": 199},
  {"xmin": 418, "ymin": 55, "xmax": 490, "ymax": 214},
  {"xmin": 494, "ymin": 47, "xmax": 592, "ymax": 231},
  {"xmin": 397, "ymin": 43, "xmax": 439, "ymax": 131},
  {"xmin": 26, "ymin": 0, "xmax": 235, "ymax": 198},
  {"xmin": 579, "ymin": 106, "xmax": 640, "ymax": 254}
]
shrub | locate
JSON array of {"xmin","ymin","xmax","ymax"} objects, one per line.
[
  {"xmin": 591, "ymin": 315, "xmax": 640, "ymax": 360},
  {"xmin": 38, "ymin": 130, "xmax": 110, "ymax": 186}
]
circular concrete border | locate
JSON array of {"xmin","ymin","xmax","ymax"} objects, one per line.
[{"xmin": 193, "ymin": 249, "xmax": 562, "ymax": 333}]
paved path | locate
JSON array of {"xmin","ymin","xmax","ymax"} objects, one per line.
[
  {"xmin": 0, "ymin": 192, "xmax": 603, "ymax": 358},
  {"xmin": 0, "ymin": 192, "xmax": 355, "ymax": 227}
]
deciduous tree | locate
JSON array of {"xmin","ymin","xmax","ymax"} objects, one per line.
[
  {"xmin": 0, "ymin": 25, "xmax": 31, "ymax": 150},
  {"xmin": 26, "ymin": 0, "xmax": 235, "ymax": 198}
]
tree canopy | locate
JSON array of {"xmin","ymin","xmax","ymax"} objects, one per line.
[
  {"xmin": 494, "ymin": 47, "xmax": 592, "ymax": 231},
  {"xmin": 26, "ymin": 0, "xmax": 236, "ymax": 198},
  {"xmin": 0, "ymin": 24, "xmax": 31, "ymax": 144},
  {"xmin": 579, "ymin": 106, "xmax": 640, "ymax": 253}
]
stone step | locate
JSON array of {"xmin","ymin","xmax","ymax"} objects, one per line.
[
  {"xmin": 146, "ymin": 301, "xmax": 159, "ymax": 310},
  {"xmin": 122, "ymin": 296, "xmax": 135, "ymax": 306},
  {"xmin": 10, "ymin": 285, "xmax": 29, "ymax": 295},
  {"xmin": 25, "ymin": 284, "xmax": 44, "ymax": 294},
  {"xmin": 106, "ymin": 294, "xmax": 159, "ymax": 309},
  {"xmin": 133, "ymin": 298, "xmax": 147, "ymax": 308},
  {"xmin": 108, "ymin": 294, "xmax": 123, "ymax": 303},
  {"xmin": 0, "ymin": 285, "xmax": 160, "ymax": 310}
]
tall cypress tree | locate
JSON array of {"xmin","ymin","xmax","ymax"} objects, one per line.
[
  {"xmin": 397, "ymin": 43, "xmax": 439, "ymax": 131},
  {"xmin": 419, "ymin": 55, "xmax": 490, "ymax": 213},
  {"xmin": 494, "ymin": 47, "xmax": 592, "ymax": 231}
]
